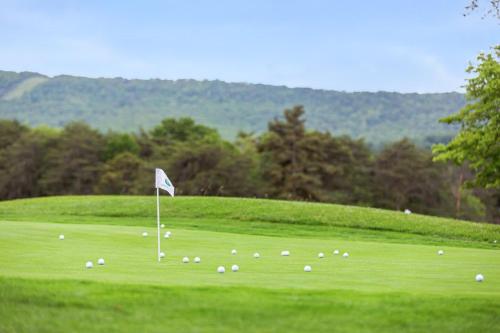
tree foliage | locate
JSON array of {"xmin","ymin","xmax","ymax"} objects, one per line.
[
  {"xmin": 0, "ymin": 108, "xmax": 497, "ymax": 223},
  {"xmin": 433, "ymin": 46, "xmax": 500, "ymax": 189}
]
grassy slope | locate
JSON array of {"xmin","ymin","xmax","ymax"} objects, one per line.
[
  {"xmin": 1, "ymin": 196, "xmax": 499, "ymax": 247},
  {"xmin": 0, "ymin": 196, "xmax": 499, "ymax": 332}
]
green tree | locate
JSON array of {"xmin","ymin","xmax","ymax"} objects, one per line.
[
  {"xmin": 40, "ymin": 122, "xmax": 105, "ymax": 194},
  {"xmin": 0, "ymin": 119, "xmax": 27, "ymax": 150},
  {"xmin": 0, "ymin": 129, "xmax": 56, "ymax": 199},
  {"xmin": 168, "ymin": 142, "xmax": 256, "ymax": 196},
  {"xmin": 96, "ymin": 152, "xmax": 144, "ymax": 194},
  {"xmin": 258, "ymin": 106, "xmax": 327, "ymax": 200},
  {"xmin": 433, "ymin": 46, "xmax": 500, "ymax": 188},
  {"xmin": 374, "ymin": 139, "xmax": 450, "ymax": 214},
  {"xmin": 103, "ymin": 132, "xmax": 140, "ymax": 160}
]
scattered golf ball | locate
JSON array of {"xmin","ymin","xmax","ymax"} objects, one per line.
[
  {"xmin": 166, "ymin": 231, "xmax": 172, "ymax": 236},
  {"xmin": 142, "ymin": 232, "xmax": 148, "ymax": 237},
  {"xmin": 97, "ymin": 258, "xmax": 105, "ymax": 265},
  {"xmin": 475, "ymin": 274, "xmax": 484, "ymax": 282},
  {"xmin": 333, "ymin": 249, "xmax": 339, "ymax": 255},
  {"xmin": 343, "ymin": 252, "xmax": 349, "ymax": 258},
  {"xmin": 231, "ymin": 249, "xmax": 237, "ymax": 255},
  {"xmin": 160, "ymin": 224, "xmax": 165, "ymax": 228},
  {"xmin": 85, "ymin": 261, "xmax": 93, "ymax": 269},
  {"xmin": 494, "ymin": 240, "xmax": 497, "ymax": 244},
  {"xmin": 404, "ymin": 209, "xmax": 412, "ymax": 215},
  {"xmin": 182, "ymin": 257, "xmax": 189, "ymax": 263},
  {"xmin": 159, "ymin": 252, "xmax": 165, "ymax": 258},
  {"xmin": 194, "ymin": 256, "xmax": 201, "ymax": 263},
  {"xmin": 253, "ymin": 252, "xmax": 260, "ymax": 258},
  {"xmin": 281, "ymin": 250, "xmax": 290, "ymax": 256},
  {"xmin": 59, "ymin": 234, "xmax": 65, "ymax": 240},
  {"xmin": 231, "ymin": 264, "xmax": 239, "ymax": 272},
  {"xmin": 304, "ymin": 265, "xmax": 312, "ymax": 272},
  {"xmin": 438, "ymin": 250, "xmax": 444, "ymax": 255},
  {"xmin": 217, "ymin": 266, "xmax": 225, "ymax": 273},
  {"xmin": 318, "ymin": 252, "xmax": 325, "ymax": 258},
  {"xmin": 164, "ymin": 232, "xmax": 170, "ymax": 238}
]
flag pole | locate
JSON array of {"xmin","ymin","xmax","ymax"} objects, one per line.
[{"xmin": 156, "ymin": 187, "xmax": 161, "ymax": 262}]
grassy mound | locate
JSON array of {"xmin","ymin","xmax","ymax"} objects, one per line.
[{"xmin": 1, "ymin": 196, "xmax": 499, "ymax": 246}]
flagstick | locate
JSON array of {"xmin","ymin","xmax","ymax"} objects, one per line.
[{"xmin": 156, "ymin": 187, "xmax": 161, "ymax": 262}]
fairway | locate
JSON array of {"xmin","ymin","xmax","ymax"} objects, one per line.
[{"xmin": 1, "ymin": 196, "xmax": 499, "ymax": 332}]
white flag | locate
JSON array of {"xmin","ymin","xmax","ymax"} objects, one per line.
[{"xmin": 155, "ymin": 168, "xmax": 175, "ymax": 197}]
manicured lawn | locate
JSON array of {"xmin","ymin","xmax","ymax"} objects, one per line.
[{"xmin": 0, "ymin": 196, "xmax": 499, "ymax": 332}]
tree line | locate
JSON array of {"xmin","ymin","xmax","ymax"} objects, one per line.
[{"xmin": 0, "ymin": 105, "xmax": 497, "ymax": 223}]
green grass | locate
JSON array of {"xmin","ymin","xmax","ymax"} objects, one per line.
[{"xmin": 0, "ymin": 196, "xmax": 499, "ymax": 332}]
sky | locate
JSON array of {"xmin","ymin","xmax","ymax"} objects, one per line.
[{"xmin": 0, "ymin": 0, "xmax": 498, "ymax": 93}]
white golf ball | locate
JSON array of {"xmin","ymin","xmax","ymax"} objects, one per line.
[
  {"xmin": 159, "ymin": 252, "xmax": 165, "ymax": 258},
  {"xmin": 231, "ymin": 264, "xmax": 239, "ymax": 272},
  {"xmin": 253, "ymin": 252, "xmax": 260, "ymax": 258},
  {"xmin": 142, "ymin": 232, "xmax": 148, "ymax": 237},
  {"xmin": 333, "ymin": 250, "xmax": 339, "ymax": 255},
  {"xmin": 182, "ymin": 257, "xmax": 189, "ymax": 263},
  {"xmin": 59, "ymin": 234, "xmax": 65, "ymax": 240},
  {"xmin": 160, "ymin": 224, "xmax": 165, "ymax": 228},
  {"xmin": 281, "ymin": 250, "xmax": 290, "ymax": 256},
  {"xmin": 194, "ymin": 256, "xmax": 201, "ymax": 263},
  {"xmin": 494, "ymin": 240, "xmax": 497, "ymax": 244},
  {"xmin": 304, "ymin": 265, "xmax": 312, "ymax": 272},
  {"xmin": 85, "ymin": 261, "xmax": 93, "ymax": 269},
  {"xmin": 164, "ymin": 232, "xmax": 170, "ymax": 239},
  {"xmin": 166, "ymin": 231, "xmax": 172, "ymax": 236},
  {"xmin": 438, "ymin": 250, "xmax": 444, "ymax": 256},
  {"xmin": 318, "ymin": 252, "xmax": 325, "ymax": 258},
  {"xmin": 475, "ymin": 274, "xmax": 484, "ymax": 282},
  {"xmin": 343, "ymin": 252, "xmax": 349, "ymax": 258},
  {"xmin": 231, "ymin": 249, "xmax": 237, "ymax": 255},
  {"xmin": 404, "ymin": 209, "xmax": 412, "ymax": 215},
  {"xmin": 97, "ymin": 258, "xmax": 105, "ymax": 265},
  {"xmin": 217, "ymin": 266, "xmax": 225, "ymax": 273}
]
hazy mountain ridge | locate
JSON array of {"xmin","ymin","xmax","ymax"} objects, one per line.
[{"xmin": 0, "ymin": 70, "xmax": 464, "ymax": 145}]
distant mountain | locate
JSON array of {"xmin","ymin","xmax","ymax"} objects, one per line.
[{"xmin": 0, "ymin": 70, "xmax": 463, "ymax": 145}]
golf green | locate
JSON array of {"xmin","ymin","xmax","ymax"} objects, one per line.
[{"xmin": 0, "ymin": 196, "xmax": 499, "ymax": 332}]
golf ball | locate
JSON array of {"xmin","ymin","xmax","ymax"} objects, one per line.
[
  {"xmin": 304, "ymin": 265, "xmax": 312, "ymax": 272},
  {"xmin": 97, "ymin": 258, "xmax": 105, "ymax": 265},
  {"xmin": 166, "ymin": 231, "xmax": 172, "ymax": 236},
  {"xmin": 318, "ymin": 252, "xmax": 325, "ymax": 258},
  {"xmin": 231, "ymin": 264, "xmax": 239, "ymax": 272},
  {"xmin": 217, "ymin": 266, "xmax": 225, "ymax": 273},
  {"xmin": 333, "ymin": 250, "xmax": 339, "ymax": 255},
  {"xmin": 59, "ymin": 234, "xmax": 65, "ymax": 240},
  {"xmin": 475, "ymin": 274, "xmax": 484, "ymax": 282},
  {"xmin": 159, "ymin": 252, "xmax": 165, "ymax": 258},
  {"xmin": 404, "ymin": 209, "xmax": 412, "ymax": 215},
  {"xmin": 164, "ymin": 232, "xmax": 170, "ymax": 238},
  {"xmin": 343, "ymin": 252, "xmax": 349, "ymax": 258},
  {"xmin": 85, "ymin": 261, "xmax": 93, "ymax": 269},
  {"xmin": 142, "ymin": 232, "xmax": 148, "ymax": 237},
  {"xmin": 231, "ymin": 249, "xmax": 237, "ymax": 255},
  {"xmin": 438, "ymin": 250, "xmax": 444, "ymax": 256},
  {"xmin": 194, "ymin": 256, "xmax": 201, "ymax": 263},
  {"xmin": 160, "ymin": 224, "xmax": 165, "ymax": 228},
  {"xmin": 281, "ymin": 250, "xmax": 290, "ymax": 256},
  {"xmin": 182, "ymin": 257, "xmax": 189, "ymax": 263},
  {"xmin": 253, "ymin": 252, "xmax": 260, "ymax": 258}
]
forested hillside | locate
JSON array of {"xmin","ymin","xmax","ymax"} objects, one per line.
[{"xmin": 0, "ymin": 70, "xmax": 463, "ymax": 145}]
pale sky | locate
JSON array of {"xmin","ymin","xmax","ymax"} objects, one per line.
[{"xmin": 1, "ymin": 0, "xmax": 498, "ymax": 92}]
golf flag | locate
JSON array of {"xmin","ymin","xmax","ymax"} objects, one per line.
[{"xmin": 155, "ymin": 168, "xmax": 174, "ymax": 197}]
